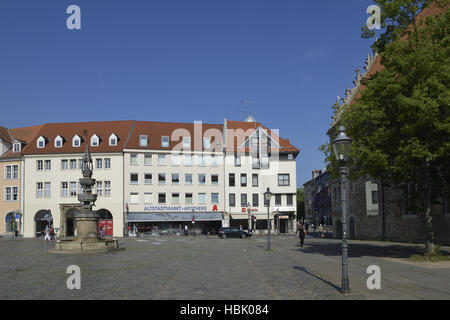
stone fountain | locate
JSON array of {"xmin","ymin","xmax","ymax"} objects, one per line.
[{"xmin": 49, "ymin": 139, "xmax": 123, "ymax": 254}]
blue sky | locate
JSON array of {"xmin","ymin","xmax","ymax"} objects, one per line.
[{"xmin": 0, "ymin": 0, "xmax": 381, "ymax": 186}]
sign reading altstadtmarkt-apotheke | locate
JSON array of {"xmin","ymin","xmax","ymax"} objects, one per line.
[{"xmin": 143, "ymin": 206, "xmax": 208, "ymax": 212}]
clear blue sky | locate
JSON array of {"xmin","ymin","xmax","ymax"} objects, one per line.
[{"xmin": 0, "ymin": 0, "xmax": 381, "ymax": 187}]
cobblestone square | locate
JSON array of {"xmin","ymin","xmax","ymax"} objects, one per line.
[{"xmin": 1, "ymin": 235, "xmax": 449, "ymax": 300}]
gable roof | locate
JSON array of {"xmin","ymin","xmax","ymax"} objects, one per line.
[
  {"xmin": 21, "ymin": 121, "xmax": 135, "ymax": 155},
  {"xmin": 328, "ymin": 1, "xmax": 449, "ymax": 134},
  {"xmin": 1, "ymin": 125, "xmax": 44, "ymax": 160}
]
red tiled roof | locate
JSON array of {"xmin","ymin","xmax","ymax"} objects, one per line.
[
  {"xmin": 125, "ymin": 121, "xmax": 224, "ymax": 152},
  {"xmin": 1, "ymin": 125, "xmax": 44, "ymax": 160},
  {"xmin": 21, "ymin": 121, "xmax": 135, "ymax": 155},
  {"xmin": 0, "ymin": 126, "xmax": 11, "ymax": 143}
]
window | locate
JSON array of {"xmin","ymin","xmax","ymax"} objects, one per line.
[
  {"xmin": 211, "ymin": 155, "xmax": 219, "ymax": 166},
  {"xmin": 130, "ymin": 174, "xmax": 139, "ymax": 185},
  {"xmin": 203, "ymin": 137, "xmax": 211, "ymax": 149},
  {"xmin": 184, "ymin": 154, "xmax": 193, "ymax": 166},
  {"xmin": 5, "ymin": 166, "xmax": 12, "ymax": 180},
  {"xmin": 55, "ymin": 136, "xmax": 63, "ymax": 148},
  {"xmin": 37, "ymin": 137, "xmax": 45, "ymax": 148},
  {"xmin": 44, "ymin": 182, "xmax": 51, "ymax": 198},
  {"xmin": 78, "ymin": 159, "xmax": 83, "ymax": 170},
  {"xmin": 144, "ymin": 174, "xmax": 152, "ymax": 185},
  {"xmin": 198, "ymin": 193, "xmax": 206, "ymax": 204},
  {"xmin": 229, "ymin": 194, "xmax": 236, "ymax": 207},
  {"xmin": 197, "ymin": 155, "xmax": 206, "ymax": 166},
  {"xmin": 278, "ymin": 174, "xmax": 290, "ymax": 186},
  {"xmin": 211, "ymin": 193, "xmax": 219, "ymax": 204},
  {"xmin": 198, "ymin": 174, "xmax": 206, "ymax": 185},
  {"xmin": 161, "ymin": 136, "xmax": 169, "ymax": 147},
  {"xmin": 130, "ymin": 154, "xmax": 138, "ymax": 166},
  {"xmin": 288, "ymin": 154, "xmax": 294, "ymax": 160},
  {"xmin": 13, "ymin": 143, "xmax": 21, "ymax": 152},
  {"xmin": 144, "ymin": 154, "xmax": 152, "ymax": 166},
  {"xmin": 144, "ymin": 193, "xmax": 153, "ymax": 204},
  {"xmin": 252, "ymin": 174, "xmax": 258, "ymax": 187},
  {"xmin": 171, "ymin": 154, "xmax": 180, "ymax": 166},
  {"xmin": 172, "ymin": 173, "xmax": 180, "ymax": 184},
  {"xmin": 5, "ymin": 187, "xmax": 18, "ymax": 201},
  {"xmin": 158, "ymin": 154, "xmax": 166, "ymax": 166},
  {"xmin": 229, "ymin": 173, "xmax": 235, "ymax": 187},
  {"xmin": 185, "ymin": 174, "xmax": 193, "ymax": 185},
  {"xmin": 91, "ymin": 135, "xmax": 99, "ymax": 147},
  {"xmin": 61, "ymin": 160, "xmax": 68, "ymax": 171},
  {"xmin": 158, "ymin": 193, "xmax": 166, "ymax": 204},
  {"xmin": 211, "ymin": 174, "xmax": 219, "ymax": 185},
  {"xmin": 37, "ymin": 160, "xmax": 43, "ymax": 171},
  {"xmin": 172, "ymin": 193, "xmax": 180, "ymax": 204},
  {"xmin": 130, "ymin": 192, "xmax": 139, "ymax": 204},
  {"xmin": 275, "ymin": 194, "xmax": 282, "ymax": 206},
  {"xmin": 12, "ymin": 165, "xmax": 18, "ymax": 179},
  {"xmin": 252, "ymin": 156, "xmax": 260, "ymax": 169},
  {"xmin": 104, "ymin": 181, "xmax": 110, "ymax": 197},
  {"xmin": 241, "ymin": 174, "xmax": 247, "ymax": 187},
  {"xmin": 372, "ymin": 191, "xmax": 379, "ymax": 205},
  {"xmin": 241, "ymin": 194, "xmax": 248, "ymax": 207},
  {"xmin": 185, "ymin": 193, "xmax": 193, "ymax": 204},
  {"xmin": 261, "ymin": 155, "xmax": 269, "ymax": 169},
  {"xmin": 36, "ymin": 183, "xmax": 43, "ymax": 198},
  {"xmin": 104, "ymin": 158, "xmax": 111, "ymax": 169},
  {"xmin": 45, "ymin": 160, "xmax": 51, "ymax": 171},
  {"xmin": 96, "ymin": 159, "xmax": 103, "ymax": 169},
  {"xmin": 235, "ymin": 155, "xmax": 241, "ymax": 167},
  {"xmin": 70, "ymin": 182, "xmax": 77, "ymax": 197},
  {"xmin": 182, "ymin": 137, "xmax": 191, "ymax": 149},
  {"xmin": 61, "ymin": 182, "xmax": 68, "ymax": 197},
  {"xmin": 158, "ymin": 173, "xmax": 166, "ymax": 184},
  {"xmin": 96, "ymin": 181, "xmax": 103, "ymax": 196},
  {"xmin": 109, "ymin": 134, "xmax": 118, "ymax": 146},
  {"xmin": 252, "ymin": 194, "xmax": 259, "ymax": 207},
  {"xmin": 139, "ymin": 135, "xmax": 148, "ymax": 147},
  {"xmin": 287, "ymin": 194, "xmax": 293, "ymax": 206},
  {"xmin": 73, "ymin": 136, "xmax": 81, "ymax": 148}
]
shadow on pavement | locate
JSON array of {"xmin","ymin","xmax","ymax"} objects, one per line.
[
  {"xmin": 294, "ymin": 242, "xmax": 432, "ymax": 259},
  {"xmin": 293, "ymin": 266, "xmax": 341, "ymax": 293}
]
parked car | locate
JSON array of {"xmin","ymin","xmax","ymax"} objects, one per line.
[{"xmin": 218, "ymin": 227, "xmax": 251, "ymax": 239}]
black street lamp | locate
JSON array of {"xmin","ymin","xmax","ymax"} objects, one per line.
[
  {"xmin": 264, "ymin": 187, "xmax": 273, "ymax": 250},
  {"xmin": 332, "ymin": 125, "xmax": 352, "ymax": 294}
]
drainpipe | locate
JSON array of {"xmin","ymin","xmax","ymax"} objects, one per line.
[{"xmin": 20, "ymin": 157, "xmax": 25, "ymax": 237}]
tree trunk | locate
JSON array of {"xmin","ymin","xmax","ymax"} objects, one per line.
[{"xmin": 425, "ymin": 204, "xmax": 436, "ymax": 255}]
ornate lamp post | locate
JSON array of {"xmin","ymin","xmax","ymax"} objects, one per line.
[
  {"xmin": 332, "ymin": 125, "xmax": 352, "ymax": 294},
  {"xmin": 264, "ymin": 187, "xmax": 273, "ymax": 250}
]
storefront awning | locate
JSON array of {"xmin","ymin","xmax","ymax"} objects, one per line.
[{"xmin": 127, "ymin": 212, "xmax": 223, "ymax": 222}]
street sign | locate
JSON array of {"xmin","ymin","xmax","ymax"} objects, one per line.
[{"xmin": 5, "ymin": 216, "xmax": 11, "ymax": 223}]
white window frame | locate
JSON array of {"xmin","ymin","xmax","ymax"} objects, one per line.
[
  {"xmin": 104, "ymin": 158, "xmax": 111, "ymax": 169},
  {"xmin": 37, "ymin": 137, "xmax": 45, "ymax": 149},
  {"xmin": 72, "ymin": 135, "xmax": 81, "ymax": 148},
  {"xmin": 158, "ymin": 154, "xmax": 166, "ymax": 166},
  {"xmin": 198, "ymin": 193, "xmax": 207, "ymax": 204},
  {"xmin": 139, "ymin": 135, "xmax": 148, "ymax": 147},
  {"xmin": 144, "ymin": 154, "xmax": 152, "ymax": 166},
  {"xmin": 36, "ymin": 160, "xmax": 43, "ymax": 171},
  {"xmin": 182, "ymin": 136, "xmax": 191, "ymax": 149},
  {"xmin": 61, "ymin": 182, "xmax": 68, "ymax": 198},
  {"xmin": 55, "ymin": 136, "xmax": 63, "ymax": 148},
  {"xmin": 161, "ymin": 136, "xmax": 170, "ymax": 148},
  {"xmin": 130, "ymin": 154, "xmax": 139, "ymax": 166},
  {"xmin": 61, "ymin": 159, "xmax": 68, "ymax": 171},
  {"xmin": 130, "ymin": 192, "xmax": 140, "ymax": 204},
  {"xmin": 104, "ymin": 181, "xmax": 111, "ymax": 197},
  {"xmin": 36, "ymin": 182, "xmax": 43, "ymax": 198},
  {"xmin": 91, "ymin": 135, "xmax": 100, "ymax": 147},
  {"xmin": 109, "ymin": 134, "xmax": 118, "ymax": 146},
  {"xmin": 13, "ymin": 143, "xmax": 21, "ymax": 153},
  {"xmin": 96, "ymin": 181, "xmax": 103, "ymax": 196},
  {"xmin": 144, "ymin": 192, "xmax": 153, "ymax": 204}
]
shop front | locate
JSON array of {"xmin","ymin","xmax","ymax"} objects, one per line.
[{"xmin": 127, "ymin": 211, "xmax": 223, "ymax": 236}]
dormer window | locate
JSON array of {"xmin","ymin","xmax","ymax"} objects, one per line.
[
  {"xmin": 37, "ymin": 136, "xmax": 46, "ymax": 149},
  {"xmin": 161, "ymin": 136, "xmax": 169, "ymax": 148},
  {"xmin": 140, "ymin": 135, "xmax": 148, "ymax": 147},
  {"xmin": 91, "ymin": 134, "xmax": 100, "ymax": 147},
  {"xmin": 55, "ymin": 136, "xmax": 63, "ymax": 148},
  {"xmin": 73, "ymin": 135, "xmax": 81, "ymax": 148},
  {"xmin": 109, "ymin": 134, "xmax": 118, "ymax": 146},
  {"xmin": 13, "ymin": 143, "xmax": 21, "ymax": 153}
]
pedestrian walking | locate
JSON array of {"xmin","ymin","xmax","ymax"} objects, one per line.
[
  {"xmin": 44, "ymin": 225, "xmax": 51, "ymax": 242},
  {"xmin": 239, "ymin": 225, "xmax": 243, "ymax": 232},
  {"xmin": 184, "ymin": 224, "xmax": 188, "ymax": 236},
  {"xmin": 99, "ymin": 224, "xmax": 105, "ymax": 240},
  {"xmin": 298, "ymin": 224, "xmax": 305, "ymax": 247}
]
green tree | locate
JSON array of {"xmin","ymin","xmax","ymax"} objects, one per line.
[
  {"xmin": 296, "ymin": 188, "xmax": 305, "ymax": 221},
  {"xmin": 342, "ymin": 4, "xmax": 450, "ymax": 254}
]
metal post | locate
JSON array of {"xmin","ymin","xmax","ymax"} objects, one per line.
[
  {"xmin": 340, "ymin": 166, "xmax": 350, "ymax": 293},
  {"xmin": 267, "ymin": 203, "xmax": 271, "ymax": 250}
]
